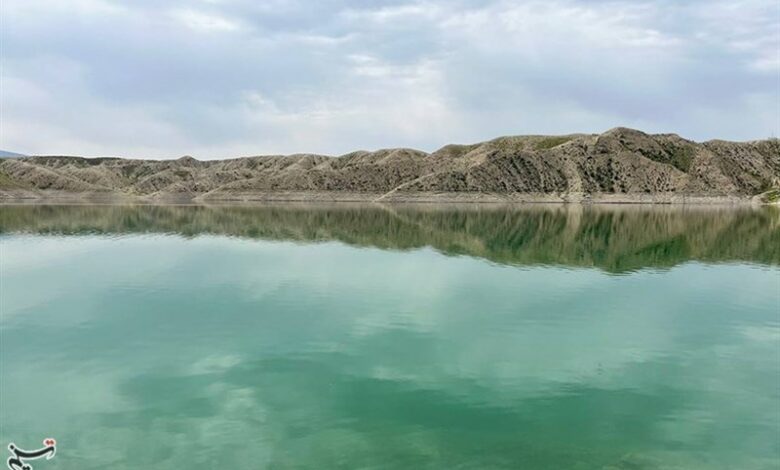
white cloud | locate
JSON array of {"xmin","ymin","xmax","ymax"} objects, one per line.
[
  {"xmin": 3, "ymin": 0, "xmax": 127, "ymax": 18},
  {"xmin": 442, "ymin": 1, "xmax": 679, "ymax": 50},
  {"xmin": 169, "ymin": 8, "xmax": 243, "ymax": 32},
  {"xmin": 341, "ymin": 2, "xmax": 443, "ymax": 24},
  {"xmin": 1, "ymin": 0, "xmax": 777, "ymax": 157},
  {"xmin": 2, "ymin": 58, "xmax": 188, "ymax": 157}
]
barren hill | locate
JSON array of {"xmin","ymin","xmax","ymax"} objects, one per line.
[{"xmin": 2, "ymin": 128, "xmax": 778, "ymax": 203}]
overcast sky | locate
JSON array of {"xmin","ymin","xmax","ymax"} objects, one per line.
[{"xmin": 2, "ymin": 0, "xmax": 778, "ymax": 158}]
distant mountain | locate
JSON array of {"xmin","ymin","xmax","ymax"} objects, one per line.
[
  {"xmin": 0, "ymin": 150, "xmax": 26, "ymax": 158},
  {"xmin": 0, "ymin": 128, "xmax": 778, "ymax": 203}
]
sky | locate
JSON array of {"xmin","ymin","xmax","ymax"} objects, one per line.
[{"xmin": 1, "ymin": 0, "xmax": 779, "ymax": 159}]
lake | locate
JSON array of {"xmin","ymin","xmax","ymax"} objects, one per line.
[{"xmin": 1, "ymin": 204, "xmax": 778, "ymax": 469}]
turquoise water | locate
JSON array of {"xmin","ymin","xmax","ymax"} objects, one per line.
[{"xmin": 1, "ymin": 204, "xmax": 779, "ymax": 469}]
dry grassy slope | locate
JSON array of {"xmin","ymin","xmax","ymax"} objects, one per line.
[{"xmin": 1, "ymin": 128, "xmax": 778, "ymax": 200}]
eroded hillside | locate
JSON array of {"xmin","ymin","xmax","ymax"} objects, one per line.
[{"xmin": 2, "ymin": 128, "xmax": 778, "ymax": 202}]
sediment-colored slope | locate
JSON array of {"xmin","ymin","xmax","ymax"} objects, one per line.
[{"xmin": 1, "ymin": 128, "xmax": 778, "ymax": 202}]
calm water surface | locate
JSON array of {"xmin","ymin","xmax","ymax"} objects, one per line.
[{"xmin": 1, "ymin": 204, "xmax": 779, "ymax": 469}]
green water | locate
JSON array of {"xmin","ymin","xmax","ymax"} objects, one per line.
[{"xmin": 1, "ymin": 204, "xmax": 778, "ymax": 469}]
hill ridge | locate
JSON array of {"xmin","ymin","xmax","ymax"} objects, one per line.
[{"xmin": 2, "ymin": 128, "xmax": 778, "ymax": 203}]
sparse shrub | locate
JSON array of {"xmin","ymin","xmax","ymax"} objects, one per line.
[{"xmin": 534, "ymin": 136, "xmax": 573, "ymax": 150}]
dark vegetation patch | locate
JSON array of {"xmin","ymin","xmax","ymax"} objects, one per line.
[
  {"xmin": 761, "ymin": 189, "xmax": 780, "ymax": 203},
  {"xmin": 0, "ymin": 169, "xmax": 29, "ymax": 189},
  {"xmin": 534, "ymin": 136, "xmax": 573, "ymax": 150},
  {"xmin": 638, "ymin": 143, "xmax": 695, "ymax": 173},
  {"xmin": 664, "ymin": 145, "xmax": 695, "ymax": 172}
]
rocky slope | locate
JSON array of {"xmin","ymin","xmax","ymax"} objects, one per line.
[{"xmin": 1, "ymin": 128, "xmax": 778, "ymax": 203}]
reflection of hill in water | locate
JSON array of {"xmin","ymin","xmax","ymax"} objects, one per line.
[{"xmin": 2, "ymin": 204, "xmax": 778, "ymax": 272}]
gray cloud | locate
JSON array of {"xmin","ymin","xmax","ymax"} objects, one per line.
[{"xmin": 2, "ymin": 0, "xmax": 778, "ymax": 158}]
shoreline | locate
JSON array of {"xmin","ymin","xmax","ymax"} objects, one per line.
[{"xmin": 0, "ymin": 189, "xmax": 770, "ymax": 205}]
